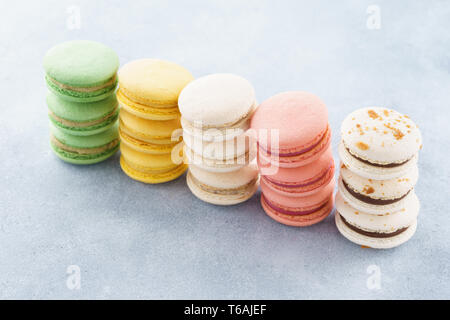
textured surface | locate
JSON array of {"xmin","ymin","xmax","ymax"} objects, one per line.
[
  {"xmin": 1, "ymin": 0, "xmax": 449, "ymax": 299},
  {"xmin": 118, "ymin": 59, "xmax": 194, "ymax": 107},
  {"xmin": 43, "ymin": 40, "xmax": 119, "ymax": 87}
]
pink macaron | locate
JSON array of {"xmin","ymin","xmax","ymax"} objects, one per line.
[
  {"xmin": 250, "ymin": 91, "xmax": 331, "ymax": 168},
  {"xmin": 260, "ymin": 176, "xmax": 335, "ymax": 227},
  {"xmin": 259, "ymin": 146, "xmax": 335, "ymax": 197}
]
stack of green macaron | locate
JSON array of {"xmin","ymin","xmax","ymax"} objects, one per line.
[{"xmin": 44, "ymin": 40, "xmax": 120, "ymax": 164}]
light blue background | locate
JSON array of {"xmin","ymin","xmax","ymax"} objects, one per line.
[{"xmin": 1, "ymin": 0, "xmax": 449, "ymax": 299}]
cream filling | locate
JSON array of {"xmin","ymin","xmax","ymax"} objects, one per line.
[
  {"xmin": 49, "ymin": 106, "xmax": 118, "ymax": 128},
  {"xmin": 48, "ymin": 75, "xmax": 117, "ymax": 93},
  {"xmin": 51, "ymin": 135, "xmax": 119, "ymax": 155}
]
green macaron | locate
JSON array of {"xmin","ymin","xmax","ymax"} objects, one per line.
[
  {"xmin": 47, "ymin": 92, "xmax": 119, "ymax": 136},
  {"xmin": 44, "ymin": 40, "xmax": 119, "ymax": 102},
  {"xmin": 50, "ymin": 122, "xmax": 119, "ymax": 165}
]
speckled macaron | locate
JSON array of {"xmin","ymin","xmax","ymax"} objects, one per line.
[
  {"xmin": 339, "ymin": 107, "xmax": 422, "ymax": 180},
  {"xmin": 335, "ymin": 191, "xmax": 419, "ymax": 249},
  {"xmin": 339, "ymin": 163, "xmax": 418, "ymax": 214},
  {"xmin": 44, "ymin": 40, "xmax": 119, "ymax": 102}
]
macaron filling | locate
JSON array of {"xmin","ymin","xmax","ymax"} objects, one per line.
[
  {"xmin": 188, "ymin": 171, "xmax": 257, "ymax": 196},
  {"xmin": 260, "ymin": 125, "xmax": 330, "ymax": 157},
  {"xmin": 345, "ymin": 146, "xmax": 411, "ymax": 168},
  {"xmin": 49, "ymin": 107, "xmax": 118, "ymax": 128},
  {"xmin": 117, "ymin": 89, "xmax": 180, "ymax": 118},
  {"xmin": 261, "ymin": 194, "xmax": 329, "ymax": 216},
  {"xmin": 339, "ymin": 213, "xmax": 408, "ymax": 238},
  {"xmin": 342, "ymin": 178, "xmax": 411, "ymax": 205},
  {"xmin": 47, "ymin": 74, "xmax": 117, "ymax": 93},
  {"xmin": 51, "ymin": 135, "xmax": 119, "ymax": 155},
  {"xmin": 263, "ymin": 164, "xmax": 333, "ymax": 193}
]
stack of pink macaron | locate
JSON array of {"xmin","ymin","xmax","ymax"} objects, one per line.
[{"xmin": 251, "ymin": 91, "xmax": 335, "ymax": 227}]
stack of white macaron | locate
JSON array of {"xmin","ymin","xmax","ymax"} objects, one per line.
[
  {"xmin": 178, "ymin": 74, "xmax": 259, "ymax": 205},
  {"xmin": 335, "ymin": 107, "xmax": 422, "ymax": 249}
]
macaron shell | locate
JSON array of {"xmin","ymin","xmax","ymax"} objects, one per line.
[
  {"xmin": 184, "ymin": 132, "xmax": 252, "ymax": 161},
  {"xmin": 186, "ymin": 170, "xmax": 258, "ymax": 206},
  {"xmin": 120, "ymin": 156, "xmax": 187, "ymax": 184},
  {"xmin": 44, "ymin": 40, "xmax": 119, "ymax": 88},
  {"xmin": 47, "ymin": 92, "xmax": 118, "ymax": 122},
  {"xmin": 335, "ymin": 213, "xmax": 417, "ymax": 249},
  {"xmin": 51, "ymin": 143, "xmax": 118, "ymax": 165},
  {"xmin": 185, "ymin": 145, "xmax": 253, "ymax": 173},
  {"xmin": 251, "ymin": 91, "xmax": 328, "ymax": 153},
  {"xmin": 50, "ymin": 123, "xmax": 119, "ymax": 165},
  {"xmin": 119, "ymin": 128, "xmax": 179, "ymax": 155},
  {"xmin": 335, "ymin": 191, "xmax": 419, "ymax": 232},
  {"xmin": 51, "ymin": 122, "xmax": 119, "ymax": 149},
  {"xmin": 260, "ymin": 146, "xmax": 334, "ymax": 197},
  {"xmin": 119, "ymin": 108, "xmax": 181, "ymax": 144},
  {"xmin": 340, "ymin": 163, "xmax": 418, "ymax": 201},
  {"xmin": 261, "ymin": 193, "xmax": 334, "ymax": 227},
  {"xmin": 178, "ymin": 73, "xmax": 256, "ymax": 127},
  {"xmin": 118, "ymin": 59, "xmax": 193, "ymax": 107},
  {"xmin": 180, "ymin": 108, "xmax": 253, "ymax": 142},
  {"xmin": 339, "ymin": 142, "xmax": 418, "ymax": 180},
  {"xmin": 189, "ymin": 162, "xmax": 259, "ymax": 189},
  {"xmin": 261, "ymin": 176, "xmax": 335, "ymax": 209},
  {"xmin": 341, "ymin": 107, "xmax": 422, "ymax": 165},
  {"xmin": 120, "ymin": 143, "xmax": 180, "ymax": 173},
  {"xmin": 257, "ymin": 124, "xmax": 331, "ymax": 168},
  {"xmin": 117, "ymin": 88, "xmax": 180, "ymax": 120}
]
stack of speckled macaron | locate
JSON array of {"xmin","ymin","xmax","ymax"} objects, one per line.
[
  {"xmin": 178, "ymin": 74, "xmax": 259, "ymax": 205},
  {"xmin": 335, "ymin": 107, "xmax": 422, "ymax": 249},
  {"xmin": 116, "ymin": 59, "xmax": 194, "ymax": 184},
  {"xmin": 44, "ymin": 40, "xmax": 120, "ymax": 164},
  {"xmin": 251, "ymin": 92, "xmax": 335, "ymax": 227}
]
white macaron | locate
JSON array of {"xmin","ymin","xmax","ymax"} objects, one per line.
[
  {"xmin": 187, "ymin": 162, "xmax": 259, "ymax": 205},
  {"xmin": 179, "ymin": 73, "xmax": 256, "ymax": 142},
  {"xmin": 339, "ymin": 164, "xmax": 418, "ymax": 214},
  {"xmin": 340, "ymin": 107, "xmax": 422, "ymax": 179},
  {"xmin": 335, "ymin": 191, "xmax": 419, "ymax": 249}
]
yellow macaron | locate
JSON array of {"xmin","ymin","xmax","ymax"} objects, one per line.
[
  {"xmin": 119, "ymin": 108, "xmax": 182, "ymax": 154},
  {"xmin": 120, "ymin": 143, "xmax": 187, "ymax": 184},
  {"xmin": 117, "ymin": 59, "xmax": 194, "ymax": 120}
]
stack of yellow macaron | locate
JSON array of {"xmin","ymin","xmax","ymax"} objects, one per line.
[{"xmin": 117, "ymin": 59, "xmax": 194, "ymax": 183}]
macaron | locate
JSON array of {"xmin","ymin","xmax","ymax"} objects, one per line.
[
  {"xmin": 184, "ymin": 134, "xmax": 255, "ymax": 173},
  {"xmin": 339, "ymin": 163, "xmax": 418, "ymax": 214},
  {"xmin": 44, "ymin": 40, "xmax": 119, "ymax": 102},
  {"xmin": 260, "ymin": 147, "xmax": 335, "ymax": 197},
  {"xmin": 187, "ymin": 163, "xmax": 259, "ymax": 205},
  {"xmin": 47, "ymin": 92, "xmax": 118, "ymax": 136},
  {"xmin": 339, "ymin": 107, "xmax": 422, "ymax": 180},
  {"xmin": 120, "ymin": 143, "xmax": 187, "ymax": 184},
  {"xmin": 335, "ymin": 191, "xmax": 419, "ymax": 249},
  {"xmin": 179, "ymin": 73, "xmax": 257, "ymax": 142},
  {"xmin": 260, "ymin": 176, "xmax": 335, "ymax": 227},
  {"xmin": 50, "ymin": 122, "xmax": 119, "ymax": 165},
  {"xmin": 251, "ymin": 91, "xmax": 331, "ymax": 168},
  {"xmin": 117, "ymin": 59, "xmax": 194, "ymax": 120},
  {"xmin": 119, "ymin": 108, "xmax": 181, "ymax": 154}
]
